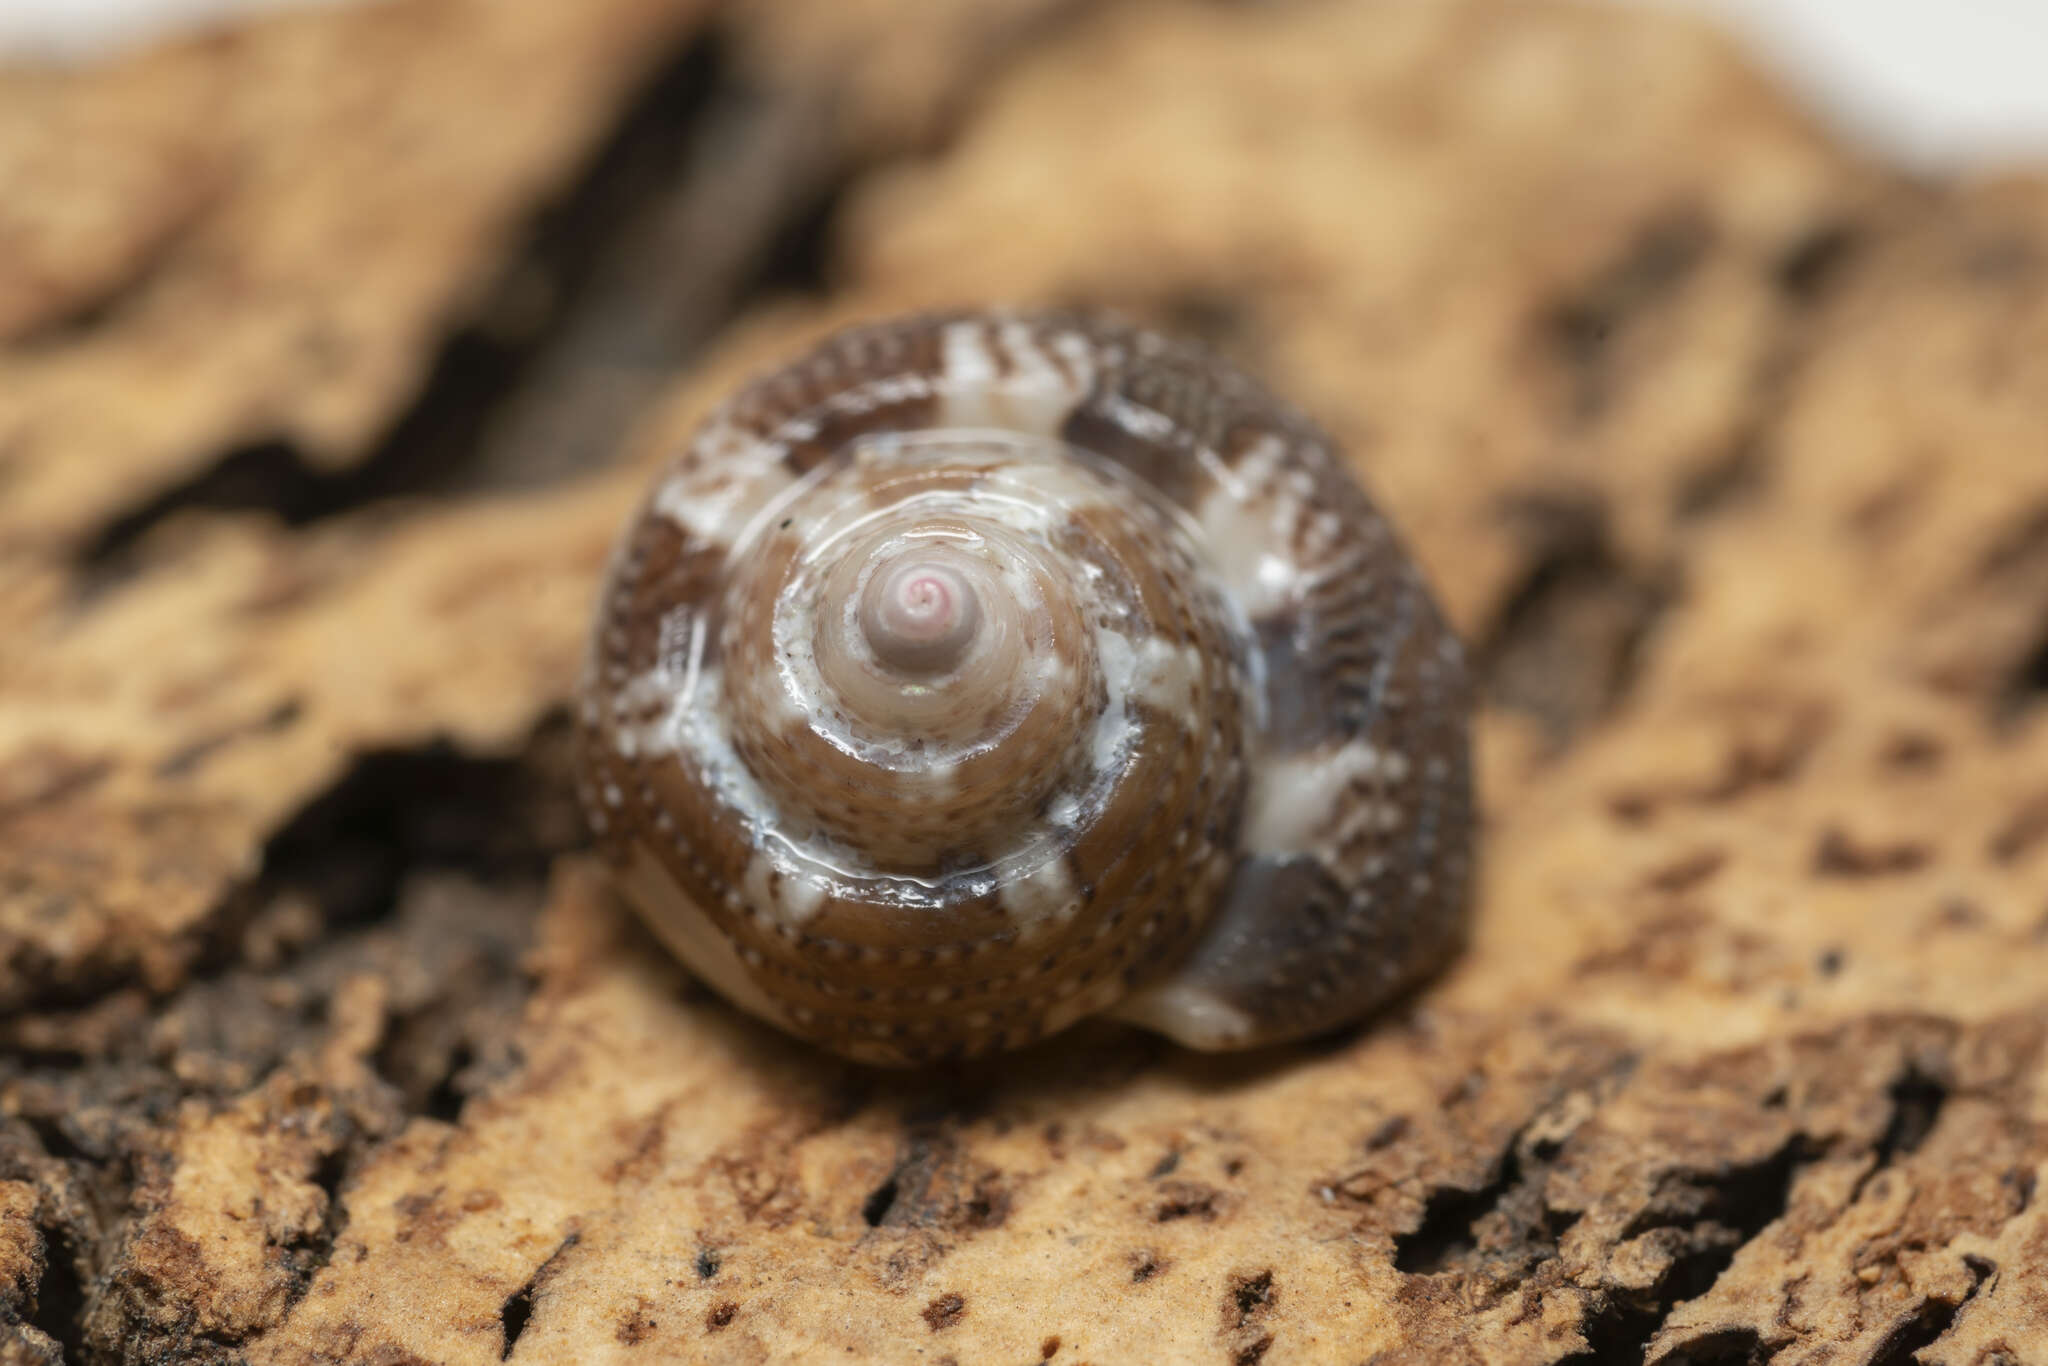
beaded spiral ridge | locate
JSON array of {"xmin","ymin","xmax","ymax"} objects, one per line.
[{"xmin": 576, "ymin": 311, "xmax": 1473, "ymax": 1065}]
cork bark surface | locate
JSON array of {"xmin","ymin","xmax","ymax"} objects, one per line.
[{"xmin": 3, "ymin": 2, "xmax": 2046, "ymax": 1363}]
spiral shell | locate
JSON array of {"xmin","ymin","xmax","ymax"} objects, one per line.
[{"xmin": 575, "ymin": 311, "xmax": 1472, "ymax": 1065}]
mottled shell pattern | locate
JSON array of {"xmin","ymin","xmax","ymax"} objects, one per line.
[{"xmin": 575, "ymin": 311, "xmax": 1472, "ymax": 1066}]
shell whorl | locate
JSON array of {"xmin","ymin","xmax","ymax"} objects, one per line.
[{"xmin": 577, "ymin": 311, "xmax": 1472, "ymax": 1065}]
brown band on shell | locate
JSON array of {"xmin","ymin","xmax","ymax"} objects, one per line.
[{"xmin": 718, "ymin": 317, "xmax": 949, "ymax": 476}]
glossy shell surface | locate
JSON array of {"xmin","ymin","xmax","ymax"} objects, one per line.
[{"xmin": 575, "ymin": 311, "xmax": 1472, "ymax": 1065}]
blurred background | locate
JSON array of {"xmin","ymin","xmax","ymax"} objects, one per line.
[{"xmin": 5, "ymin": 0, "xmax": 2046, "ymax": 167}]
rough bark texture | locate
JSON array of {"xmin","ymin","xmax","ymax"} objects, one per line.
[{"xmin": 2, "ymin": 1, "xmax": 2046, "ymax": 1363}]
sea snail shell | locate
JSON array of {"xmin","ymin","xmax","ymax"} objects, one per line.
[{"xmin": 574, "ymin": 311, "xmax": 1473, "ymax": 1066}]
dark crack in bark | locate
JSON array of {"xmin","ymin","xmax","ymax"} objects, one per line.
[{"xmin": 72, "ymin": 23, "xmax": 843, "ymax": 598}]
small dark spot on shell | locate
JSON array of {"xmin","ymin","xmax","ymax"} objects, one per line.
[{"xmin": 705, "ymin": 1301, "xmax": 737, "ymax": 1332}]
